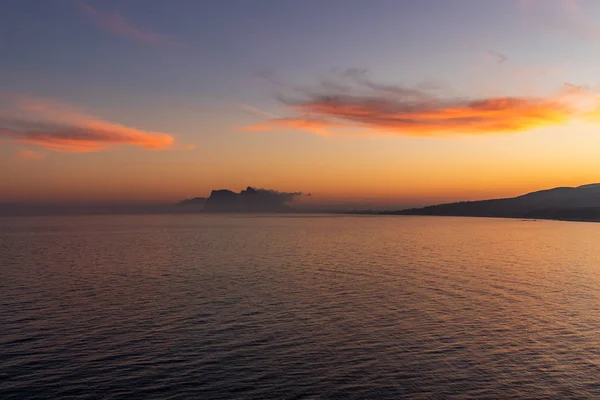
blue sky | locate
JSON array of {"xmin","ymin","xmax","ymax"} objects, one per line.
[{"xmin": 2, "ymin": 0, "xmax": 600, "ymax": 206}]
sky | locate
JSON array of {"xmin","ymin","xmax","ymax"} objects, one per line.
[{"xmin": 2, "ymin": 0, "xmax": 600, "ymax": 208}]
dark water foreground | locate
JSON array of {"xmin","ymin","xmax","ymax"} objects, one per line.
[{"xmin": 2, "ymin": 214, "xmax": 600, "ymax": 399}]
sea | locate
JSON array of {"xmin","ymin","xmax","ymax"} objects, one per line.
[{"xmin": 1, "ymin": 214, "xmax": 600, "ymax": 399}]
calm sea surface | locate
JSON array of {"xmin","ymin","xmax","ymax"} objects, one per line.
[{"xmin": 2, "ymin": 214, "xmax": 600, "ymax": 399}]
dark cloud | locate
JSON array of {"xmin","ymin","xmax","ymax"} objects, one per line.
[{"xmin": 204, "ymin": 187, "xmax": 304, "ymax": 212}]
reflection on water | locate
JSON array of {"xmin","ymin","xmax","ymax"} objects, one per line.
[{"xmin": 1, "ymin": 214, "xmax": 600, "ymax": 399}]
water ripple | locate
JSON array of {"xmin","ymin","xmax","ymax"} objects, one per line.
[{"xmin": 2, "ymin": 215, "xmax": 600, "ymax": 399}]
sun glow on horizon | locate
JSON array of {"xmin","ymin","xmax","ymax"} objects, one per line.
[{"xmin": 2, "ymin": 0, "xmax": 600, "ymax": 208}]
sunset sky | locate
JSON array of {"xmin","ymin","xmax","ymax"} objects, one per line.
[{"xmin": 2, "ymin": 0, "xmax": 600, "ymax": 208}]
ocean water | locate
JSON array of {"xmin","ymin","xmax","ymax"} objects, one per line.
[{"xmin": 1, "ymin": 214, "xmax": 600, "ymax": 399}]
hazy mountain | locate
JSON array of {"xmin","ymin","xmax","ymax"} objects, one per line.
[
  {"xmin": 177, "ymin": 197, "xmax": 207, "ymax": 207},
  {"xmin": 387, "ymin": 183, "xmax": 600, "ymax": 221},
  {"xmin": 178, "ymin": 187, "xmax": 303, "ymax": 213}
]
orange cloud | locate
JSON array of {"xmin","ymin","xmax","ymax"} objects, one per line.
[
  {"xmin": 77, "ymin": 1, "xmax": 176, "ymax": 47},
  {"xmin": 245, "ymin": 117, "xmax": 338, "ymax": 136},
  {"xmin": 0, "ymin": 95, "xmax": 174, "ymax": 152},
  {"xmin": 14, "ymin": 149, "xmax": 44, "ymax": 161},
  {"xmin": 295, "ymin": 96, "xmax": 573, "ymax": 136},
  {"xmin": 245, "ymin": 73, "xmax": 592, "ymax": 137}
]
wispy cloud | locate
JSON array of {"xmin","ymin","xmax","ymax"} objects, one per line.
[
  {"xmin": 14, "ymin": 149, "xmax": 44, "ymax": 161},
  {"xmin": 236, "ymin": 102, "xmax": 279, "ymax": 119},
  {"xmin": 77, "ymin": 1, "xmax": 176, "ymax": 47},
  {"xmin": 520, "ymin": 0, "xmax": 579, "ymax": 13},
  {"xmin": 520, "ymin": 0, "xmax": 600, "ymax": 40},
  {"xmin": 488, "ymin": 50, "xmax": 508, "ymax": 64},
  {"xmin": 245, "ymin": 117, "xmax": 338, "ymax": 136},
  {"xmin": 244, "ymin": 70, "xmax": 595, "ymax": 137},
  {"xmin": 0, "ymin": 94, "xmax": 174, "ymax": 152}
]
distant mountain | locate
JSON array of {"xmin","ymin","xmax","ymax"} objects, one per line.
[
  {"xmin": 386, "ymin": 183, "xmax": 600, "ymax": 221},
  {"xmin": 177, "ymin": 197, "xmax": 207, "ymax": 207},
  {"xmin": 177, "ymin": 187, "xmax": 302, "ymax": 213}
]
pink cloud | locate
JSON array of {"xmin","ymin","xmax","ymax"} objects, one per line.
[
  {"xmin": 77, "ymin": 1, "xmax": 176, "ymax": 47},
  {"xmin": 14, "ymin": 149, "xmax": 44, "ymax": 161},
  {"xmin": 0, "ymin": 95, "xmax": 175, "ymax": 153},
  {"xmin": 244, "ymin": 117, "xmax": 338, "ymax": 136}
]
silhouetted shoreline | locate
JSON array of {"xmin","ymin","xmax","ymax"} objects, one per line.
[
  {"xmin": 2, "ymin": 183, "xmax": 599, "ymax": 223},
  {"xmin": 376, "ymin": 183, "xmax": 600, "ymax": 223}
]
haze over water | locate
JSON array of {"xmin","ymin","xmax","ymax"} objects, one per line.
[{"xmin": 2, "ymin": 214, "xmax": 600, "ymax": 399}]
